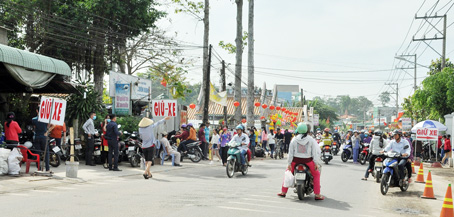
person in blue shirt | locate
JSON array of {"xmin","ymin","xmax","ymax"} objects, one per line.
[
  {"xmin": 32, "ymin": 109, "xmax": 50, "ymax": 172},
  {"xmin": 105, "ymin": 114, "xmax": 122, "ymax": 171}
]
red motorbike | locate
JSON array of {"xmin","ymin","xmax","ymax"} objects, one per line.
[{"xmin": 359, "ymin": 143, "xmax": 370, "ymax": 165}]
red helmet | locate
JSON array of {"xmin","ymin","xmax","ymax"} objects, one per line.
[{"xmin": 324, "ymin": 128, "xmax": 330, "ymax": 132}]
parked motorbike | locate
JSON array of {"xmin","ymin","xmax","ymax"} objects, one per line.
[
  {"xmin": 48, "ymin": 138, "xmax": 61, "ymax": 167},
  {"xmin": 359, "ymin": 143, "xmax": 370, "ymax": 165},
  {"xmin": 371, "ymin": 155, "xmax": 385, "ymax": 183},
  {"xmin": 293, "ymin": 163, "xmax": 314, "ymax": 200},
  {"xmin": 321, "ymin": 145, "xmax": 333, "ymax": 164},
  {"xmin": 127, "ymin": 132, "xmax": 143, "ymax": 167},
  {"xmin": 176, "ymin": 141, "xmax": 203, "ymax": 163},
  {"xmin": 226, "ymin": 141, "xmax": 249, "ymax": 178},
  {"xmin": 380, "ymin": 148, "xmax": 409, "ymax": 195},
  {"xmin": 341, "ymin": 144, "xmax": 353, "ymax": 162},
  {"xmin": 421, "ymin": 142, "xmax": 435, "ymax": 162},
  {"xmin": 93, "ymin": 131, "xmax": 102, "ymax": 164}
]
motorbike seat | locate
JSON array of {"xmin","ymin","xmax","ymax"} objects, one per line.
[{"xmin": 187, "ymin": 142, "xmax": 201, "ymax": 148}]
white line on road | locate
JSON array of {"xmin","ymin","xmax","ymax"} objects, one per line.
[
  {"xmin": 52, "ymin": 187, "xmax": 75, "ymax": 190},
  {"xmin": 7, "ymin": 193, "xmax": 29, "ymax": 196},
  {"xmin": 242, "ymin": 198, "xmax": 283, "ymax": 203},
  {"xmin": 217, "ymin": 206, "xmax": 278, "ymax": 214},
  {"xmin": 249, "ymin": 194, "xmax": 280, "ymax": 198},
  {"xmin": 229, "ymin": 201, "xmax": 331, "ymax": 214}
]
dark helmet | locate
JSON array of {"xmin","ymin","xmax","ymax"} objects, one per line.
[
  {"xmin": 374, "ymin": 129, "xmax": 382, "ymax": 136},
  {"xmin": 393, "ymin": 129, "xmax": 402, "ymax": 136}
]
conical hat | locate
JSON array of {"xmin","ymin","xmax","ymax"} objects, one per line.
[{"xmin": 138, "ymin": 117, "xmax": 154, "ymax": 128}]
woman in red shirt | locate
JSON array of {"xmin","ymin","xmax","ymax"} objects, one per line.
[
  {"xmin": 4, "ymin": 112, "xmax": 22, "ymax": 144},
  {"xmin": 442, "ymin": 135, "xmax": 451, "ymax": 166},
  {"xmin": 100, "ymin": 115, "xmax": 110, "ymax": 169}
]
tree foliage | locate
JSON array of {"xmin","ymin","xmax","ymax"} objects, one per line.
[{"xmin": 379, "ymin": 92, "xmax": 391, "ymax": 107}]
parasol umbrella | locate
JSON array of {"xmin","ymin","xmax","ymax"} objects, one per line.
[{"xmin": 411, "ymin": 120, "xmax": 447, "ymax": 133}]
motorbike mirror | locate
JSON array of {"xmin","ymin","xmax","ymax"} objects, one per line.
[{"xmin": 118, "ymin": 124, "xmax": 122, "ymax": 129}]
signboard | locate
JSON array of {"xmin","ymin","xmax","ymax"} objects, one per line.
[
  {"xmin": 374, "ymin": 117, "xmax": 387, "ymax": 125},
  {"xmin": 401, "ymin": 118, "xmax": 412, "ymax": 129},
  {"xmin": 152, "ymin": 100, "xmax": 177, "ymax": 117},
  {"xmin": 109, "ymin": 71, "xmax": 151, "ymax": 101},
  {"xmin": 314, "ymin": 114, "xmax": 319, "ymax": 126},
  {"xmin": 416, "ymin": 127, "xmax": 438, "ymax": 141},
  {"xmin": 114, "ymin": 83, "xmax": 131, "ymax": 115},
  {"xmin": 38, "ymin": 96, "xmax": 67, "ymax": 126}
]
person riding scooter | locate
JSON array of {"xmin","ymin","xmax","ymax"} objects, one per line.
[
  {"xmin": 380, "ymin": 129, "xmax": 410, "ymax": 181},
  {"xmin": 362, "ymin": 130, "xmax": 387, "ymax": 180},
  {"xmin": 320, "ymin": 128, "xmax": 333, "ymax": 150},
  {"xmin": 277, "ymin": 122, "xmax": 324, "ymax": 200},
  {"xmin": 230, "ymin": 125, "xmax": 250, "ymax": 170}
]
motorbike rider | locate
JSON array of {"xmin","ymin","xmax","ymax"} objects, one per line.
[
  {"xmin": 230, "ymin": 124, "xmax": 250, "ymax": 170},
  {"xmin": 320, "ymin": 128, "xmax": 333, "ymax": 150},
  {"xmin": 362, "ymin": 130, "xmax": 387, "ymax": 180},
  {"xmin": 332, "ymin": 130, "xmax": 341, "ymax": 148},
  {"xmin": 380, "ymin": 129, "xmax": 411, "ymax": 181},
  {"xmin": 178, "ymin": 123, "xmax": 197, "ymax": 158},
  {"xmin": 174, "ymin": 124, "xmax": 189, "ymax": 154},
  {"xmin": 277, "ymin": 122, "xmax": 324, "ymax": 200}
]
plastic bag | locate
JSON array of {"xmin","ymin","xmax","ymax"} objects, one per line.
[
  {"xmin": 140, "ymin": 157, "xmax": 146, "ymax": 170},
  {"xmin": 0, "ymin": 148, "xmax": 11, "ymax": 175},
  {"xmin": 283, "ymin": 170, "xmax": 295, "ymax": 188},
  {"xmin": 7, "ymin": 148, "xmax": 23, "ymax": 175}
]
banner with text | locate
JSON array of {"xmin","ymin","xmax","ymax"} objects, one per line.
[
  {"xmin": 152, "ymin": 100, "xmax": 178, "ymax": 117},
  {"xmin": 416, "ymin": 127, "xmax": 438, "ymax": 141},
  {"xmin": 114, "ymin": 83, "xmax": 131, "ymax": 115},
  {"xmin": 38, "ymin": 96, "xmax": 67, "ymax": 126}
]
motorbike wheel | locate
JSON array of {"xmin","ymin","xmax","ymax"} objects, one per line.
[
  {"xmin": 226, "ymin": 159, "xmax": 235, "ymax": 178},
  {"xmin": 341, "ymin": 152, "xmax": 348, "ymax": 162},
  {"xmin": 380, "ymin": 173, "xmax": 390, "ymax": 195},
  {"xmin": 130, "ymin": 154, "xmax": 141, "ymax": 167},
  {"xmin": 375, "ymin": 172, "xmax": 381, "ymax": 183},
  {"xmin": 49, "ymin": 153, "xmax": 61, "ymax": 167},
  {"xmin": 359, "ymin": 153, "xmax": 366, "ymax": 165},
  {"xmin": 400, "ymin": 171, "xmax": 409, "ymax": 192},
  {"xmin": 296, "ymin": 184, "xmax": 305, "ymax": 200},
  {"xmin": 241, "ymin": 163, "xmax": 248, "ymax": 176},
  {"xmin": 190, "ymin": 150, "xmax": 202, "ymax": 163},
  {"xmin": 324, "ymin": 159, "xmax": 329, "ymax": 165}
]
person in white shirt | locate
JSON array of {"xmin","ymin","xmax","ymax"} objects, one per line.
[
  {"xmin": 209, "ymin": 129, "xmax": 221, "ymax": 164},
  {"xmin": 161, "ymin": 131, "xmax": 181, "ymax": 167},
  {"xmin": 230, "ymin": 125, "xmax": 250, "ymax": 169},
  {"xmin": 268, "ymin": 130, "xmax": 276, "ymax": 158},
  {"xmin": 381, "ymin": 130, "xmax": 411, "ymax": 181}
]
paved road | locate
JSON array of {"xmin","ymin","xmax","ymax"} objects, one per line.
[{"xmin": 0, "ymin": 155, "xmax": 433, "ymax": 217}]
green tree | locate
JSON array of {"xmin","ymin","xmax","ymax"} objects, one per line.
[{"xmin": 379, "ymin": 92, "xmax": 391, "ymax": 107}]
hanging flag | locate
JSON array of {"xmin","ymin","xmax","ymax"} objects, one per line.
[
  {"xmin": 327, "ymin": 117, "xmax": 330, "ymax": 124},
  {"xmin": 209, "ymin": 82, "xmax": 227, "ymax": 106}
]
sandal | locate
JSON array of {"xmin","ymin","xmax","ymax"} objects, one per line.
[
  {"xmin": 143, "ymin": 174, "xmax": 149, "ymax": 179},
  {"xmin": 148, "ymin": 174, "xmax": 153, "ymax": 178},
  {"xmin": 361, "ymin": 178, "xmax": 367, "ymax": 181},
  {"xmin": 277, "ymin": 193, "xmax": 286, "ymax": 198},
  {"xmin": 315, "ymin": 195, "xmax": 325, "ymax": 200}
]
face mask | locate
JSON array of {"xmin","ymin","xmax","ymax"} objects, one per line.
[
  {"xmin": 107, "ymin": 119, "xmax": 111, "ymax": 123},
  {"xmin": 93, "ymin": 116, "xmax": 97, "ymax": 120}
]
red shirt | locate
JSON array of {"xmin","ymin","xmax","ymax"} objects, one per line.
[
  {"xmin": 4, "ymin": 121, "xmax": 22, "ymax": 142},
  {"xmin": 445, "ymin": 139, "xmax": 451, "ymax": 151}
]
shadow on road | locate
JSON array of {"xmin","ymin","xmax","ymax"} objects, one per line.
[{"xmin": 291, "ymin": 196, "xmax": 352, "ymax": 211}]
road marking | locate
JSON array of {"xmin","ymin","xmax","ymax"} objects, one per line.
[
  {"xmin": 229, "ymin": 201, "xmax": 330, "ymax": 214},
  {"xmin": 217, "ymin": 206, "xmax": 278, "ymax": 214},
  {"xmin": 242, "ymin": 198, "xmax": 283, "ymax": 203},
  {"xmin": 33, "ymin": 190, "xmax": 54, "ymax": 193},
  {"xmin": 249, "ymin": 194, "xmax": 279, "ymax": 198},
  {"xmin": 53, "ymin": 187, "xmax": 75, "ymax": 190},
  {"xmin": 7, "ymin": 193, "xmax": 28, "ymax": 196}
]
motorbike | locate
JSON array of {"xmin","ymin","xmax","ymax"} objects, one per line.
[
  {"xmin": 341, "ymin": 144, "xmax": 353, "ymax": 162},
  {"xmin": 321, "ymin": 145, "xmax": 333, "ymax": 164},
  {"xmin": 421, "ymin": 142, "xmax": 435, "ymax": 162},
  {"xmin": 292, "ymin": 163, "xmax": 314, "ymax": 200},
  {"xmin": 93, "ymin": 131, "xmax": 102, "ymax": 164},
  {"xmin": 175, "ymin": 141, "xmax": 203, "ymax": 163},
  {"xmin": 226, "ymin": 141, "xmax": 249, "ymax": 178},
  {"xmin": 255, "ymin": 143, "xmax": 266, "ymax": 157},
  {"xmin": 48, "ymin": 138, "xmax": 61, "ymax": 167},
  {"xmin": 127, "ymin": 133, "xmax": 143, "ymax": 167},
  {"xmin": 359, "ymin": 143, "xmax": 370, "ymax": 165},
  {"xmin": 332, "ymin": 141, "xmax": 339, "ymax": 156},
  {"xmin": 274, "ymin": 139, "xmax": 284, "ymax": 159},
  {"xmin": 371, "ymin": 155, "xmax": 385, "ymax": 183},
  {"xmin": 380, "ymin": 148, "xmax": 410, "ymax": 195}
]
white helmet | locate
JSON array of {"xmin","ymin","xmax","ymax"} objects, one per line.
[{"xmin": 24, "ymin": 141, "xmax": 33, "ymax": 149}]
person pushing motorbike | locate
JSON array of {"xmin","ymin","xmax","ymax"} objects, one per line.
[
  {"xmin": 380, "ymin": 129, "xmax": 410, "ymax": 182},
  {"xmin": 277, "ymin": 122, "xmax": 324, "ymax": 200}
]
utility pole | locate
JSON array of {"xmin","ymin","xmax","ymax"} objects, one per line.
[
  {"xmin": 220, "ymin": 60, "xmax": 227, "ymax": 126},
  {"xmin": 300, "ymin": 88, "xmax": 304, "ymax": 107},
  {"xmin": 234, "ymin": 0, "xmax": 243, "ymax": 125},
  {"xmin": 385, "ymin": 82, "xmax": 399, "ymax": 119},
  {"xmin": 413, "ymin": 14, "xmax": 447, "ymax": 69},
  {"xmin": 202, "ymin": 44, "xmax": 212, "ymax": 124},
  {"xmin": 246, "ymin": 0, "xmax": 255, "ymax": 129},
  {"xmin": 395, "ymin": 54, "xmax": 417, "ymax": 93}
]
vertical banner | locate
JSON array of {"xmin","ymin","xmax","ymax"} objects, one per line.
[
  {"xmin": 38, "ymin": 96, "xmax": 67, "ymax": 126},
  {"xmin": 114, "ymin": 83, "xmax": 131, "ymax": 115},
  {"xmin": 152, "ymin": 100, "xmax": 178, "ymax": 117},
  {"xmin": 314, "ymin": 114, "xmax": 320, "ymax": 126}
]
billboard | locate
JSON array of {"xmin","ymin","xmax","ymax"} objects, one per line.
[
  {"xmin": 114, "ymin": 83, "xmax": 131, "ymax": 115},
  {"xmin": 109, "ymin": 71, "xmax": 151, "ymax": 101}
]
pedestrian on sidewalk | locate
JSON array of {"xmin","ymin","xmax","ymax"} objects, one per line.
[
  {"xmin": 161, "ymin": 131, "xmax": 181, "ymax": 167},
  {"xmin": 269, "ymin": 130, "xmax": 276, "ymax": 159},
  {"xmin": 261, "ymin": 127, "xmax": 269, "ymax": 154},
  {"xmin": 100, "ymin": 115, "xmax": 110, "ymax": 169},
  {"xmin": 82, "ymin": 112, "xmax": 98, "ymax": 166},
  {"xmin": 138, "ymin": 116, "xmax": 171, "ymax": 179},
  {"xmin": 209, "ymin": 129, "xmax": 221, "ymax": 164},
  {"xmin": 105, "ymin": 114, "xmax": 122, "ymax": 171},
  {"xmin": 198, "ymin": 124, "xmax": 208, "ymax": 160},
  {"xmin": 249, "ymin": 128, "xmax": 256, "ymax": 159},
  {"xmin": 442, "ymin": 135, "xmax": 451, "ymax": 166},
  {"xmin": 219, "ymin": 128, "xmax": 231, "ymax": 166},
  {"xmin": 32, "ymin": 109, "xmax": 50, "ymax": 171},
  {"xmin": 4, "ymin": 112, "xmax": 21, "ymax": 146}
]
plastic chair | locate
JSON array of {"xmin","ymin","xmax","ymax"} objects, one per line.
[
  {"xmin": 17, "ymin": 145, "xmax": 40, "ymax": 173},
  {"xmin": 160, "ymin": 145, "xmax": 175, "ymax": 166}
]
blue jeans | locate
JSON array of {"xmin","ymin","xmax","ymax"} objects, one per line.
[
  {"xmin": 353, "ymin": 147, "xmax": 359, "ymax": 163},
  {"xmin": 262, "ymin": 141, "xmax": 268, "ymax": 152},
  {"xmin": 270, "ymin": 144, "xmax": 275, "ymax": 157},
  {"xmin": 240, "ymin": 149, "xmax": 247, "ymax": 165}
]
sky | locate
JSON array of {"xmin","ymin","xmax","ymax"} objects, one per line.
[{"xmin": 155, "ymin": 0, "xmax": 454, "ymax": 107}]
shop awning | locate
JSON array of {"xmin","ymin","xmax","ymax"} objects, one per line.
[{"xmin": 0, "ymin": 44, "xmax": 76, "ymax": 93}]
